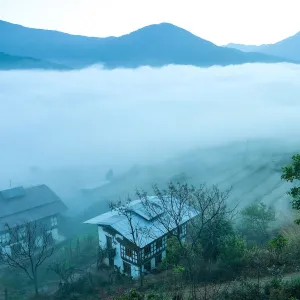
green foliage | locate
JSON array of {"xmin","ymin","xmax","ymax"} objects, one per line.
[
  {"xmin": 240, "ymin": 202, "xmax": 275, "ymax": 244},
  {"xmin": 281, "ymin": 154, "xmax": 300, "ymax": 224},
  {"xmin": 221, "ymin": 276, "xmax": 300, "ymax": 300},
  {"xmin": 218, "ymin": 235, "xmax": 246, "ymax": 274},
  {"xmin": 200, "ymin": 218, "xmax": 234, "ymax": 261},
  {"xmin": 115, "ymin": 289, "xmax": 144, "ymax": 300},
  {"xmin": 222, "ymin": 280, "xmax": 262, "ymax": 300},
  {"xmin": 269, "ymin": 234, "xmax": 288, "ymax": 252},
  {"xmin": 173, "ymin": 265, "xmax": 185, "ymax": 274},
  {"xmin": 163, "ymin": 237, "xmax": 184, "ymax": 268},
  {"xmin": 115, "ymin": 289, "xmax": 165, "ymax": 300}
]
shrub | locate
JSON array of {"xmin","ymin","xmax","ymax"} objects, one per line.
[{"xmin": 218, "ymin": 235, "xmax": 246, "ymax": 276}]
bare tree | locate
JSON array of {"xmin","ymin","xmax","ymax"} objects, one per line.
[
  {"xmin": 0, "ymin": 221, "xmax": 56, "ymax": 295},
  {"xmin": 110, "ymin": 198, "xmax": 149, "ymax": 288},
  {"xmin": 137, "ymin": 182, "xmax": 234, "ymax": 300}
]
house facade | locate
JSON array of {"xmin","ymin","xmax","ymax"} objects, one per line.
[
  {"xmin": 0, "ymin": 185, "xmax": 67, "ymax": 255},
  {"xmin": 84, "ymin": 198, "xmax": 191, "ymax": 278}
]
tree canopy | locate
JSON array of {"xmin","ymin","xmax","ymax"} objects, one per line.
[{"xmin": 281, "ymin": 154, "xmax": 300, "ymax": 224}]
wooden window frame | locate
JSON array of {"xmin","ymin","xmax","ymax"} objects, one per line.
[
  {"xmin": 125, "ymin": 247, "xmax": 132, "ymax": 257},
  {"xmin": 156, "ymin": 238, "xmax": 162, "ymax": 249},
  {"xmin": 144, "ymin": 244, "xmax": 151, "ymax": 256},
  {"xmin": 123, "ymin": 261, "xmax": 131, "ymax": 275}
]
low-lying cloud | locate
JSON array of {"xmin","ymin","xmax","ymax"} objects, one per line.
[{"xmin": 0, "ymin": 63, "xmax": 300, "ymax": 192}]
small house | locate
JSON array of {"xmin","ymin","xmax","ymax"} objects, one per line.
[
  {"xmin": 84, "ymin": 197, "xmax": 197, "ymax": 278},
  {"xmin": 0, "ymin": 185, "xmax": 67, "ymax": 253}
]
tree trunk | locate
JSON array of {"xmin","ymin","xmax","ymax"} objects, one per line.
[{"xmin": 34, "ymin": 274, "xmax": 39, "ymax": 296}]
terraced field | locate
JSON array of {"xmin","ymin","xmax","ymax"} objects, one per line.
[{"xmin": 81, "ymin": 139, "xmax": 299, "ymax": 222}]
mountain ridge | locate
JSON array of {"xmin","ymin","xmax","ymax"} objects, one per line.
[
  {"xmin": 225, "ymin": 31, "xmax": 300, "ymax": 61},
  {"xmin": 0, "ymin": 20, "xmax": 298, "ymax": 70},
  {"xmin": 0, "ymin": 51, "xmax": 70, "ymax": 70}
]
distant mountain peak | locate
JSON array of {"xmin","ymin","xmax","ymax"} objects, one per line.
[{"xmin": 0, "ymin": 19, "xmax": 298, "ymax": 70}]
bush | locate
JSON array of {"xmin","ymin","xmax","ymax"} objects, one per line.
[
  {"xmin": 282, "ymin": 277, "xmax": 300, "ymax": 299},
  {"xmin": 218, "ymin": 235, "xmax": 246, "ymax": 276},
  {"xmin": 221, "ymin": 280, "xmax": 263, "ymax": 300}
]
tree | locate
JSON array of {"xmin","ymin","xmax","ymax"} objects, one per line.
[
  {"xmin": 0, "ymin": 221, "xmax": 56, "ymax": 295},
  {"xmin": 170, "ymin": 172, "xmax": 191, "ymax": 184},
  {"xmin": 239, "ymin": 203, "xmax": 275, "ymax": 244},
  {"xmin": 110, "ymin": 198, "xmax": 149, "ymax": 288},
  {"xmin": 281, "ymin": 154, "xmax": 300, "ymax": 224},
  {"xmin": 137, "ymin": 182, "xmax": 234, "ymax": 299},
  {"xmin": 105, "ymin": 169, "xmax": 114, "ymax": 181},
  {"xmin": 218, "ymin": 235, "xmax": 246, "ymax": 275},
  {"xmin": 269, "ymin": 234, "xmax": 288, "ymax": 264}
]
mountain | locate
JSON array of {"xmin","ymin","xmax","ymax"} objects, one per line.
[
  {"xmin": 0, "ymin": 52, "xmax": 70, "ymax": 70},
  {"xmin": 226, "ymin": 43, "xmax": 265, "ymax": 53},
  {"xmin": 226, "ymin": 31, "xmax": 300, "ymax": 61},
  {"xmin": 0, "ymin": 20, "xmax": 297, "ymax": 69}
]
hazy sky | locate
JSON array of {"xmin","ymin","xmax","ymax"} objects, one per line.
[{"xmin": 0, "ymin": 0, "xmax": 299, "ymax": 45}]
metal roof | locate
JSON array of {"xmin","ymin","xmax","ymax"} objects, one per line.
[
  {"xmin": 0, "ymin": 186, "xmax": 26, "ymax": 199},
  {"xmin": 0, "ymin": 185, "xmax": 67, "ymax": 230},
  {"xmin": 84, "ymin": 197, "xmax": 198, "ymax": 247}
]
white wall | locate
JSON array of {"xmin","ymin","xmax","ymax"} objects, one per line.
[
  {"xmin": 150, "ymin": 257, "xmax": 155, "ymax": 270},
  {"xmin": 96, "ymin": 226, "xmax": 171, "ymax": 279},
  {"xmin": 162, "ymin": 250, "xmax": 166, "ymax": 260},
  {"xmin": 131, "ymin": 265, "xmax": 140, "ymax": 278},
  {"xmin": 97, "ymin": 225, "xmax": 123, "ymax": 271}
]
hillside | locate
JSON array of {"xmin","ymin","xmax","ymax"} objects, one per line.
[
  {"xmin": 226, "ymin": 31, "xmax": 300, "ymax": 61},
  {"xmin": 0, "ymin": 52, "xmax": 70, "ymax": 70},
  {"xmin": 0, "ymin": 20, "xmax": 296, "ymax": 69},
  {"xmin": 73, "ymin": 140, "xmax": 298, "ymax": 223}
]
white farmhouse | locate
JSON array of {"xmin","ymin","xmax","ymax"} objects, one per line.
[
  {"xmin": 0, "ymin": 185, "xmax": 67, "ymax": 255},
  {"xmin": 84, "ymin": 197, "xmax": 197, "ymax": 278}
]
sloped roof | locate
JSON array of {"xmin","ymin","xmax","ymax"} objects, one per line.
[
  {"xmin": 0, "ymin": 185, "xmax": 67, "ymax": 231},
  {"xmin": 84, "ymin": 197, "xmax": 198, "ymax": 247}
]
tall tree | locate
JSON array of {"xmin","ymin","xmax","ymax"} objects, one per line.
[
  {"xmin": 281, "ymin": 154, "xmax": 300, "ymax": 224},
  {"xmin": 239, "ymin": 203, "xmax": 275, "ymax": 244},
  {"xmin": 0, "ymin": 221, "xmax": 56, "ymax": 295},
  {"xmin": 137, "ymin": 182, "xmax": 234, "ymax": 299}
]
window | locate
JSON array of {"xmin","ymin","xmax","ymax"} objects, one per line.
[
  {"xmin": 0, "ymin": 233, "xmax": 10, "ymax": 245},
  {"xmin": 156, "ymin": 238, "xmax": 162, "ymax": 249},
  {"xmin": 144, "ymin": 261, "xmax": 151, "ymax": 272},
  {"xmin": 50, "ymin": 216, "xmax": 58, "ymax": 227},
  {"xmin": 144, "ymin": 244, "xmax": 151, "ymax": 256},
  {"xmin": 155, "ymin": 253, "xmax": 162, "ymax": 265},
  {"xmin": 132, "ymin": 250, "xmax": 138, "ymax": 263},
  {"xmin": 125, "ymin": 247, "xmax": 132, "ymax": 257},
  {"xmin": 123, "ymin": 261, "xmax": 131, "ymax": 275}
]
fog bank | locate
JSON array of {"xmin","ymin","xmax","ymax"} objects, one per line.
[{"xmin": 0, "ymin": 63, "xmax": 299, "ymax": 195}]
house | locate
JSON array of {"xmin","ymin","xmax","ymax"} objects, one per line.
[
  {"xmin": 84, "ymin": 197, "xmax": 197, "ymax": 278},
  {"xmin": 0, "ymin": 185, "xmax": 67, "ymax": 253}
]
